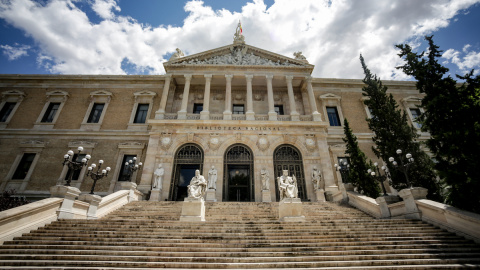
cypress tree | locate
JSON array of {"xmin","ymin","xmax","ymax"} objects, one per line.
[
  {"xmin": 342, "ymin": 118, "xmax": 380, "ymax": 198},
  {"xmin": 396, "ymin": 36, "xmax": 480, "ymax": 213},
  {"xmin": 360, "ymin": 55, "xmax": 442, "ymax": 201}
]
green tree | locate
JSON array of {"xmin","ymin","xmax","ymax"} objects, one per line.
[
  {"xmin": 396, "ymin": 36, "xmax": 480, "ymax": 213},
  {"xmin": 360, "ymin": 55, "xmax": 442, "ymax": 201},
  {"xmin": 342, "ymin": 118, "xmax": 380, "ymax": 198}
]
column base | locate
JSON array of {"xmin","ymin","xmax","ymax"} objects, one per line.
[
  {"xmin": 279, "ymin": 198, "xmax": 305, "ymax": 222},
  {"xmin": 200, "ymin": 111, "xmax": 210, "ymax": 120},
  {"xmin": 290, "ymin": 112, "xmax": 300, "ymax": 121},
  {"xmin": 268, "ymin": 111, "xmax": 277, "ymax": 121},
  {"xmin": 223, "ymin": 111, "xmax": 232, "ymax": 120},
  {"xmin": 315, "ymin": 189, "xmax": 326, "ymax": 202},
  {"xmin": 180, "ymin": 197, "xmax": 205, "ymax": 222},
  {"xmin": 177, "ymin": 110, "xmax": 187, "ymax": 120},
  {"xmin": 149, "ymin": 189, "xmax": 162, "ymax": 201},
  {"xmin": 205, "ymin": 189, "xmax": 217, "ymax": 202},
  {"xmin": 262, "ymin": 189, "xmax": 272, "ymax": 202},
  {"xmin": 155, "ymin": 110, "xmax": 165, "ymax": 119},
  {"xmin": 312, "ymin": 111, "xmax": 322, "ymax": 121},
  {"xmin": 246, "ymin": 111, "xmax": 255, "ymax": 121}
]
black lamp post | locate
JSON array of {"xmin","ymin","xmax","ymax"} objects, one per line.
[
  {"xmin": 86, "ymin": 160, "xmax": 111, "ymax": 194},
  {"xmin": 367, "ymin": 162, "xmax": 389, "ymax": 196},
  {"xmin": 122, "ymin": 157, "xmax": 142, "ymax": 182},
  {"xmin": 334, "ymin": 159, "xmax": 350, "ymax": 184},
  {"xmin": 62, "ymin": 146, "xmax": 90, "ymax": 186},
  {"xmin": 388, "ymin": 149, "xmax": 414, "ymax": 188}
]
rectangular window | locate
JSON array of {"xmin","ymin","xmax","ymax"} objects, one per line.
[
  {"xmin": 327, "ymin": 107, "xmax": 341, "ymax": 126},
  {"xmin": 87, "ymin": 103, "xmax": 105, "ymax": 123},
  {"xmin": 64, "ymin": 154, "xmax": 86, "ymax": 181},
  {"xmin": 193, "ymin": 103, "xmax": 203, "ymax": 114},
  {"xmin": 233, "ymin": 104, "xmax": 244, "ymax": 114},
  {"xmin": 133, "ymin": 104, "xmax": 149, "ymax": 123},
  {"xmin": 41, "ymin": 102, "xmax": 60, "ymax": 123},
  {"xmin": 12, "ymin": 153, "xmax": 36, "ymax": 179},
  {"xmin": 0, "ymin": 102, "xmax": 16, "ymax": 122},
  {"xmin": 274, "ymin": 105, "xmax": 284, "ymax": 115},
  {"xmin": 118, "ymin": 155, "xmax": 137, "ymax": 181},
  {"xmin": 409, "ymin": 108, "xmax": 422, "ymax": 128}
]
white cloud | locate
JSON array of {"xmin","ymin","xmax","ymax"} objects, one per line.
[
  {"xmin": 0, "ymin": 43, "xmax": 31, "ymax": 60},
  {"xmin": 443, "ymin": 47, "xmax": 480, "ymax": 74},
  {"xmin": 0, "ymin": 0, "xmax": 479, "ymax": 78},
  {"xmin": 91, "ymin": 0, "xmax": 120, "ymax": 20}
]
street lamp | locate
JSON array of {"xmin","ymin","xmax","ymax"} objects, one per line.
[
  {"xmin": 334, "ymin": 159, "xmax": 350, "ymax": 184},
  {"xmin": 62, "ymin": 146, "xmax": 90, "ymax": 186},
  {"xmin": 367, "ymin": 162, "xmax": 388, "ymax": 196},
  {"xmin": 122, "ymin": 157, "xmax": 142, "ymax": 182},
  {"xmin": 388, "ymin": 149, "xmax": 414, "ymax": 187},
  {"xmin": 86, "ymin": 160, "xmax": 111, "ymax": 194}
]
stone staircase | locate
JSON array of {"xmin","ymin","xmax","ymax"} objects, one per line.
[{"xmin": 0, "ymin": 201, "xmax": 480, "ymax": 269}]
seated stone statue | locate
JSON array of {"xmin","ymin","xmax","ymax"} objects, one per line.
[
  {"xmin": 187, "ymin": 169, "xmax": 207, "ymax": 199},
  {"xmin": 277, "ymin": 169, "xmax": 298, "ymax": 200}
]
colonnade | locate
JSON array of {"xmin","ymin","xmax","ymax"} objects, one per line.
[{"xmin": 155, "ymin": 74, "xmax": 322, "ymax": 121}]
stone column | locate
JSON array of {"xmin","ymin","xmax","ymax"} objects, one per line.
[
  {"xmin": 286, "ymin": 75, "xmax": 299, "ymax": 121},
  {"xmin": 223, "ymin": 74, "xmax": 233, "ymax": 120},
  {"xmin": 266, "ymin": 74, "xmax": 277, "ymax": 121},
  {"xmin": 245, "ymin": 74, "xmax": 255, "ymax": 120},
  {"xmin": 305, "ymin": 76, "xmax": 322, "ymax": 121},
  {"xmin": 155, "ymin": 74, "xmax": 172, "ymax": 119},
  {"xmin": 177, "ymin": 74, "xmax": 192, "ymax": 120},
  {"xmin": 200, "ymin": 74, "xmax": 212, "ymax": 120}
]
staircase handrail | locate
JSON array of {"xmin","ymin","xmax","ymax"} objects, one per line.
[
  {"xmin": 95, "ymin": 190, "xmax": 131, "ymax": 218},
  {"xmin": 0, "ymin": 197, "xmax": 63, "ymax": 244}
]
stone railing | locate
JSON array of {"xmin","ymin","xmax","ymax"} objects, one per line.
[
  {"xmin": 0, "ymin": 198, "xmax": 63, "ymax": 244},
  {"xmin": 277, "ymin": 115, "xmax": 291, "ymax": 121},
  {"xmin": 210, "ymin": 114, "xmax": 223, "ymax": 120},
  {"xmin": 300, "ymin": 115, "xmax": 313, "ymax": 121},
  {"xmin": 232, "ymin": 115, "xmax": 246, "ymax": 120},
  {"xmin": 160, "ymin": 112, "xmax": 318, "ymax": 122},
  {"xmin": 0, "ymin": 185, "xmax": 144, "ymax": 245},
  {"xmin": 164, "ymin": 113, "xmax": 178, "ymax": 119},
  {"xmin": 345, "ymin": 187, "xmax": 480, "ymax": 243},
  {"xmin": 255, "ymin": 114, "xmax": 268, "ymax": 121},
  {"xmin": 186, "ymin": 114, "xmax": 200, "ymax": 120}
]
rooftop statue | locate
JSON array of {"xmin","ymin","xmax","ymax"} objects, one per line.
[
  {"xmin": 293, "ymin": 51, "xmax": 307, "ymax": 60},
  {"xmin": 169, "ymin": 48, "xmax": 185, "ymax": 61},
  {"xmin": 233, "ymin": 20, "xmax": 245, "ymax": 44}
]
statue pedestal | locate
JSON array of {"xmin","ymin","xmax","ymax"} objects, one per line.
[
  {"xmin": 149, "ymin": 189, "xmax": 161, "ymax": 201},
  {"xmin": 205, "ymin": 189, "xmax": 216, "ymax": 202},
  {"xmin": 262, "ymin": 190, "xmax": 272, "ymax": 202},
  {"xmin": 316, "ymin": 189, "xmax": 326, "ymax": 202},
  {"xmin": 279, "ymin": 198, "xmax": 305, "ymax": 222},
  {"xmin": 78, "ymin": 194, "xmax": 102, "ymax": 219},
  {"xmin": 180, "ymin": 197, "xmax": 205, "ymax": 222}
]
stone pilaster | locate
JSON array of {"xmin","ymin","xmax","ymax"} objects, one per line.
[
  {"xmin": 245, "ymin": 74, "xmax": 255, "ymax": 120},
  {"xmin": 200, "ymin": 74, "xmax": 212, "ymax": 120},
  {"xmin": 155, "ymin": 74, "xmax": 172, "ymax": 119},
  {"xmin": 286, "ymin": 75, "xmax": 299, "ymax": 121},
  {"xmin": 138, "ymin": 135, "xmax": 159, "ymax": 194},
  {"xmin": 223, "ymin": 74, "xmax": 233, "ymax": 120},
  {"xmin": 177, "ymin": 74, "xmax": 192, "ymax": 120},
  {"xmin": 266, "ymin": 74, "xmax": 277, "ymax": 121}
]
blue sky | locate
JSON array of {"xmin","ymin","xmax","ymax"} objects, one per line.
[{"xmin": 0, "ymin": 0, "xmax": 479, "ymax": 80}]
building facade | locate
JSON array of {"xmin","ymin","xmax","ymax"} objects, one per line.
[{"xmin": 0, "ymin": 36, "xmax": 426, "ymax": 202}]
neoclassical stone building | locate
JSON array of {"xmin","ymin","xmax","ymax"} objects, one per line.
[{"xmin": 0, "ymin": 35, "xmax": 426, "ymax": 202}]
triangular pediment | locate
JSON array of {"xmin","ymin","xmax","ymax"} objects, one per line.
[{"xmin": 164, "ymin": 43, "xmax": 314, "ymax": 71}]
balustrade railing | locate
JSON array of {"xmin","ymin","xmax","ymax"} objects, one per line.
[
  {"xmin": 161, "ymin": 113, "xmax": 316, "ymax": 122},
  {"xmin": 232, "ymin": 115, "xmax": 246, "ymax": 120}
]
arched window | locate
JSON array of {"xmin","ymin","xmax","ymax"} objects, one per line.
[{"xmin": 169, "ymin": 144, "xmax": 203, "ymax": 201}]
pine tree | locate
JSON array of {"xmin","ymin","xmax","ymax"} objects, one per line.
[
  {"xmin": 396, "ymin": 36, "xmax": 480, "ymax": 213},
  {"xmin": 342, "ymin": 118, "xmax": 380, "ymax": 198},
  {"xmin": 360, "ymin": 55, "xmax": 442, "ymax": 201}
]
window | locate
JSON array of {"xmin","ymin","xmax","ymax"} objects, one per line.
[
  {"xmin": 193, "ymin": 103, "xmax": 203, "ymax": 114},
  {"xmin": 87, "ymin": 103, "xmax": 105, "ymax": 123},
  {"xmin": 12, "ymin": 153, "xmax": 36, "ymax": 180},
  {"xmin": 409, "ymin": 108, "xmax": 422, "ymax": 128},
  {"xmin": 274, "ymin": 105, "xmax": 284, "ymax": 115},
  {"xmin": 41, "ymin": 102, "xmax": 60, "ymax": 123},
  {"xmin": 327, "ymin": 107, "xmax": 341, "ymax": 126},
  {"xmin": 118, "ymin": 155, "xmax": 137, "ymax": 181},
  {"xmin": 0, "ymin": 102, "xmax": 16, "ymax": 122},
  {"xmin": 64, "ymin": 154, "xmax": 86, "ymax": 181},
  {"xmin": 134, "ymin": 104, "xmax": 149, "ymax": 123},
  {"xmin": 233, "ymin": 104, "xmax": 244, "ymax": 114}
]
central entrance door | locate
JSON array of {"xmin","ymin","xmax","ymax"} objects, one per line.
[
  {"xmin": 169, "ymin": 144, "xmax": 203, "ymax": 201},
  {"xmin": 223, "ymin": 144, "xmax": 254, "ymax": 201}
]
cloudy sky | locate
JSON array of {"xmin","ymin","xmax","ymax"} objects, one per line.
[{"xmin": 0, "ymin": 0, "xmax": 479, "ymax": 80}]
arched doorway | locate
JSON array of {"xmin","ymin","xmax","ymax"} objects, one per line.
[
  {"xmin": 223, "ymin": 144, "xmax": 254, "ymax": 201},
  {"xmin": 273, "ymin": 145, "xmax": 307, "ymax": 201},
  {"xmin": 169, "ymin": 144, "xmax": 204, "ymax": 201}
]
